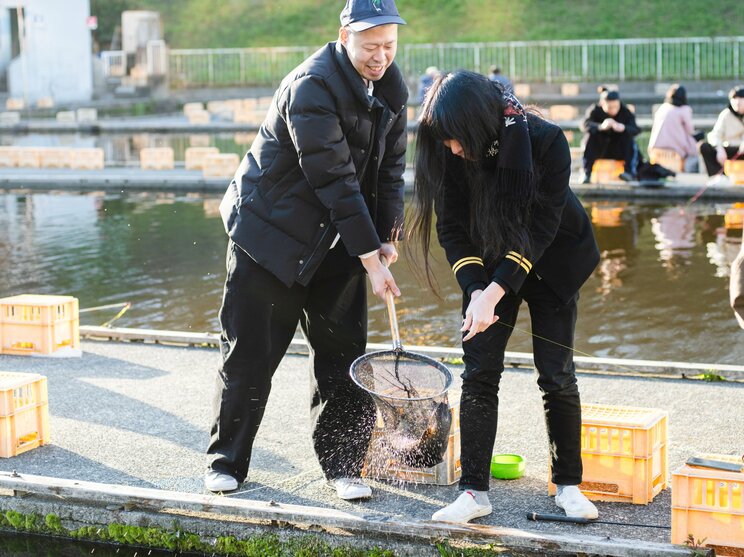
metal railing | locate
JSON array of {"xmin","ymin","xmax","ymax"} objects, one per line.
[{"xmin": 167, "ymin": 36, "xmax": 744, "ymax": 88}]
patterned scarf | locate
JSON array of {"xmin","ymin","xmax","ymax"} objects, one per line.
[{"xmin": 481, "ymin": 89, "xmax": 534, "ymax": 196}]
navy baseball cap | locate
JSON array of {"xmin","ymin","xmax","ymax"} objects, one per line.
[{"xmin": 340, "ymin": 0, "xmax": 406, "ymax": 32}]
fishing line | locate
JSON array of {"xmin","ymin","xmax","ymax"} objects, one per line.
[
  {"xmin": 686, "ymin": 150, "xmax": 742, "ymax": 207},
  {"xmin": 490, "ymin": 319, "xmax": 654, "ymax": 377}
]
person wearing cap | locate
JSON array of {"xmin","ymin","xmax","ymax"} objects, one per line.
[
  {"xmin": 699, "ymin": 86, "xmax": 744, "ymax": 178},
  {"xmin": 580, "ymin": 86, "xmax": 641, "ymax": 183},
  {"xmin": 206, "ymin": 0, "xmax": 408, "ymax": 501}
]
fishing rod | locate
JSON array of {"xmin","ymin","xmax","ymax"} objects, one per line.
[
  {"xmin": 686, "ymin": 150, "xmax": 742, "ymax": 207},
  {"xmin": 527, "ymin": 512, "xmax": 670, "ymax": 530},
  {"xmin": 79, "ymin": 302, "xmax": 131, "ymax": 327}
]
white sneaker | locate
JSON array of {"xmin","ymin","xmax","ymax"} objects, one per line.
[
  {"xmin": 204, "ymin": 470, "xmax": 239, "ymax": 492},
  {"xmin": 330, "ymin": 477, "xmax": 372, "ymax": 500},
  {"xmin": 431, "ymin": 491, "xmax": 493, "ymax": 523},
  {"xmin": 707, "ymin": 174, "xmax": 732, "ymax": 187},
  {"xmin": 555, "ymin": 486, "xmax": 598, "ymax": 519}
]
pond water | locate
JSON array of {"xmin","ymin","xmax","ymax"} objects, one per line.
[{"xmin": 1, "ymin": 190, "xmax": 742, "ymax": 366}]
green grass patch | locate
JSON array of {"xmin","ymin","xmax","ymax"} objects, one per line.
[
  {"xmin": 0, "ymin": 509, "xmax": 517, "ymax": 557},
  {"xmin": 92, "ymin": 0, "xmax": 740, "ymax": 49}
]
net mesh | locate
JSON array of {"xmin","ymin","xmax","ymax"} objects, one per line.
[{"xmin": 351, "ymin": 350, "xmax": 453, "ymax": 470}]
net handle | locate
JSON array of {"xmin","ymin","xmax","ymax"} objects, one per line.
[{"xmin": 383, "ymin": 256, "xmax": 402, "ymax": 351}]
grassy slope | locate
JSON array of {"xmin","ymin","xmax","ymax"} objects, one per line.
[{"xmin": 93, "ymin": 0, "xmax": 741, "ymax": 49}]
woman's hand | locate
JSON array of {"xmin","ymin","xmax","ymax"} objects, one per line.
[{"xmin": 461, "ymin": 282, "xmax": 507, "ymax": 341}]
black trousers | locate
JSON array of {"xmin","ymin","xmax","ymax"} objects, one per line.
[
  {"xmin": 459, "ymin": 275, "xmax": 583, "ymax": 491},
  {"xmin": 699, "ymin": 143, "xmax": 739, "ymax": 176},
  {"xmin": 583, "ymin": 132, "xmax": 639, "ymax": 177},
  {"xmin": 206, "ymin": 241, "xmax": 376, "ymax": 482}
]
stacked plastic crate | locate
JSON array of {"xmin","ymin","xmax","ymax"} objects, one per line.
[
  {"xmin": 0, "ymin": 295, "xmax": 81, "ymax": 357},
  {"xmin": 0, "ymin": 372, "xmax": 50, "ymax": 457},
  {"xmin": 548, "ymin": 404, "xmax": 668, "ymax": 504}
]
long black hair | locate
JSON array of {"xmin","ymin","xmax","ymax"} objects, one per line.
[
  {"xmin": 729, "ymin": 85, "xmax": 744, "ymax": 121},
  {"xmin": 407, "ymin": 70, "xmax": 539, "ymax": 290}
]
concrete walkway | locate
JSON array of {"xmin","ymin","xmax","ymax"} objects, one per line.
[
  {"xmin": 0, "ymin": 113, "xmax": 719, "ymax": 135},
  {"xmin": 0, "ymin": 340, "xmax": 741, "ymax": 554},
  {"xmin": 2, "ymin": 166, "xmax": 744, "ymax": 201}
]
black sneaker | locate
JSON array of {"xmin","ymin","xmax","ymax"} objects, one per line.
[
  {"xmin": 619, "ymin": 172, "xmax": 635, "ymax": 182},
  {"xmin": 580, "ymin": 174, "xmax": 591, "ymax": 184}
]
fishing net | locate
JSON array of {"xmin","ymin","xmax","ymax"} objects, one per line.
[{"xmin": 351, "ymin": 348, "xmax": 453, "ymax": 469}]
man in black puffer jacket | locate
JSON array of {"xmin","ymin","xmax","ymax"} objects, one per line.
[{"xmin": 206, "ymin": 0, "xmax": 408, "ymax": 501}]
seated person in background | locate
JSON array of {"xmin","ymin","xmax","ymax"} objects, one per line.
[
  {"xmin": 418, "ymin": 66, "xmax": 441, "ymax": 105},
  {"xmin": 699, "ymin": 86, "xmax": 744, "ymax": 178},
  {"xmin": 487, "ymin": 65, "xmax": 513, "ymax": 92},
  {"xmin": 580, "ymin": 86, "xmax": 640, "ymax": 183},
  {"xmin": 648, "ymin": 84, "xmax": 700, "ymax": 172}
]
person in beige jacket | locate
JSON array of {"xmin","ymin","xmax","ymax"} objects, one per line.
[
  {"xmin": 700, "ymin": 86, "xmax": 744, "ymax": 177},
  {"xmin": 732, "ymin": 241, "xmax": 744, "ymax": 328}
]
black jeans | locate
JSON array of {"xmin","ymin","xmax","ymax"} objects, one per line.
[
  {"xmin": 583, "ymin": 131, "xmax": 639, "ymax": 177},
  {"xmin": 206, "ymin": 241, "xmax": 376, "ymax": 482},
  {"xmin": 459, "ymin": 274, "xmax": 583, "ymax": 491},
  {"xmin": 699, "ymin": 142, "xmax": 739, "ymax": 176}
]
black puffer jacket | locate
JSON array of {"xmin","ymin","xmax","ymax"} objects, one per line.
[
  {"xmin": 581, "ymin": 103, "xmax": 640, "ymax": 138},
  {"xmin": 436, "ymin": 117, "xmax": 600, "ymax": 304},
  {"xmin": 220, "ymin": 41, "xmax": 408, "ymax": 288}
]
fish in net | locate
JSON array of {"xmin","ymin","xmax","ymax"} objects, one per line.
[{"xmin": 351, "ymin": 349, "xmax": 453, "ymax": 470}]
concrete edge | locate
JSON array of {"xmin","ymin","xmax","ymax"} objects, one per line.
[
  {"xmin": 0, "ymin": 472, "xmax": 707, "ymax": 557},
  {"xmin": 78, "ymin": 326, "xmax": 744, "ymax": 381}
]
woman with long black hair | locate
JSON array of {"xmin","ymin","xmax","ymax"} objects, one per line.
[{"xmin": 409, "ymin": 70, "xmax": 600, "ymax": 523}]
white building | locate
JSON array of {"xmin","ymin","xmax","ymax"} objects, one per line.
[{"xmin": 0, "ymin": 0, "xmax": 93, "ymax": 103}]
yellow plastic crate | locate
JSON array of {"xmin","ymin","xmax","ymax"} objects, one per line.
[
  {"xmin": 672, "ymin": 454, "xmax": 744, "ymax": 557},
  {"xmin": 183, "ymin": 102, "xmax": 205, "ymax": 117},
  {"xmin": 39, "ymin": 147, "xmax": 71, "ymax": 169},
  {"xmin": 69, "ymin": 148, "xmax": 104, "ymax": 170},
  {"xmin": 548, "ymin": 104, "xmax": 579, "ymax": 122},
  {"xmin": 649, "ymin": 147, "xmax": 684, "ymax": 173},
  {"xmin": 0, "ymin": 372, "xmax": 50, "ymax": 458},
  {"xmin": 561, "ymin": 83, "xmax": 580, "ymax": 97},
  {"xmin": 5, "ymin": 98, "xmax": 24, "ymax": 111},
  {"xmin": 725, "ymin": 203, "xmax": 744, "ymax": 230},
  {"xmin": 0, "ymin": 295, "xmax": 81, "ymax": 357},
  {"xmin": 203, "ymin": 153, "xmax": 240, "ymax": 178},
  {"xmin": 16, "ymin": 148, "xmax": 41, "ymax": 168},
  {"xmin": 0, "ymin": 372, "xmax": 48, "ymax": 415},
  {"xmin": 187, "ymin": 110, "xmax": 211, "ymax": 125},
  {"xmin": 184, "ymin": 147, "xmax": 220, "ymax": 170},
  {"xmin": 362, "ymin": 404, "xmax": 461, "ymax": 486},
  {"xmin": 591, "ymin": 159, "xmax": 625, "ymax": 183},
  {"xmin": 36, "ymin": 97, "xmax": 55, "ymax": 109},
  {"xmin": 0, "ymin": 147, "xmax": 19, "ymax": 167},
  {"xmin": 724, "ymin": 160, "xmax": 744, "ymax": 185},
  {"xmin": 548, "ymin": 404, "xmax": 668, "ymax": 504},
  {"xmin": 140, "ymin": 147, "xmax": 174, "ymax": 170}
]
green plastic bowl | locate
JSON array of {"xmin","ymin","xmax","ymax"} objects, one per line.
[{"xmin": 490, "ymin": 454, "xmax": 526, "ymax": 480}]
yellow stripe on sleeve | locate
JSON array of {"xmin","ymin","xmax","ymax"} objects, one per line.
[
  {"xmin": 506, "ymin": 251, "xmax": 532, "ymax": 271},
  {"xmin": 452, "ymin": 256, "xmax": 484, "ymax": 274},
  {"xmin": 505, "ymin": 254, "xmax": 531, "ymax": 274}
]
